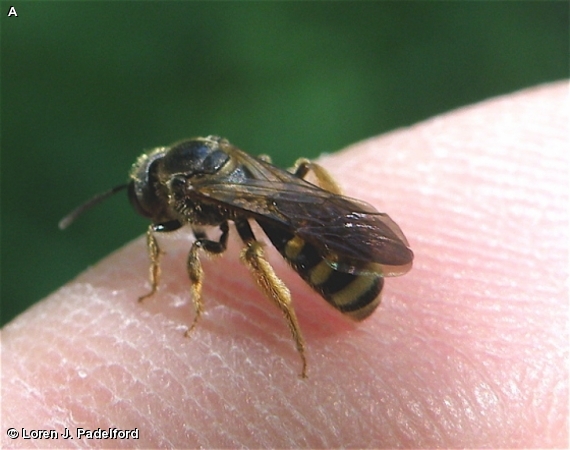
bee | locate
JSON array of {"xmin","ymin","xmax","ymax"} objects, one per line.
[{"xmin": 60, "ymin": 136, "xmax": 413, "ymax": 377}]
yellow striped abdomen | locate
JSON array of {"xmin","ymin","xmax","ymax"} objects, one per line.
[{"xmin": 257, "ymin": 222, "xmax": 383, "ymax": 320}]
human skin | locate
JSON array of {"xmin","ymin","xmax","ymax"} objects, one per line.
[{"xmin": 2, "ymin": 81, "xmax": 568, "ymax": 448}]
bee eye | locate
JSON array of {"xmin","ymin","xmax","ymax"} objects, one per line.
[{"xmin": 128, "ymin": 180, "xmax": 155, "ymax": 219}]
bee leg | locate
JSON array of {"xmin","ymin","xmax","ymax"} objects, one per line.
[
  {"xmin": 139, "ymin": 220, "xmax": 183, "ymax": 302},
  {"xmin": 139, "ymin": 225, "xmax": 162, "ymax": 302},
  {"xmin": 185, "ymin": 221, "xmax": 229, "ymax": 336},
  {"xmin": 235, "ymin": 219, "xmax": 308, "ymax": 378},
  {"xmin": 292, "ymin": 158, "xmax": 342, "ymax": 195}
]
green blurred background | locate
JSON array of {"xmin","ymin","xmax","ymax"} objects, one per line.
[{"xmin": 1, "ymin": 2, "xmax": 568, "ymax": 326}]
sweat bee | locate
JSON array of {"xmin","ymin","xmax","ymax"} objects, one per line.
[{"xmin": 60, "ymin": 136, "xmax": 414, "ymax": 377}]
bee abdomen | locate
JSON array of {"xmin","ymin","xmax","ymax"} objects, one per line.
[{"xmin": 257, "ymin": 222, "xmax": 383, "ymax": 321}]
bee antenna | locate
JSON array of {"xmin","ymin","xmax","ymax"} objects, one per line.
[{"xmin": 58, "ymin": 184, "xmax": 129, "ymax": 230}]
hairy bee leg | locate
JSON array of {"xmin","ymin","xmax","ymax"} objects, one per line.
[
  {"xmin": 184, "ymin": 222, "xmax": 229, "ymax": 336},
  {"xmin": 242, "ymin": 241, "xmax": 308, "ymax": 378},
  {"xmin": 235, "ymin": 219, "xmax": 308, "ymax": 378},
  {"xmin": 292, "ymin": 158, "xmax": 342, "ymax": 195},
  {"xmin": 139, "ymin": 225, "xmax": 162, "ymax": 302},
  {"xmin": 185, "ymin": 242, "xmax": 204, "ymax": 336}
]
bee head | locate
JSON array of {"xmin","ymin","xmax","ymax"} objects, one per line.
[{"xmin": 59, "ymin": 136, "xmax": 232, "ymax": 230}]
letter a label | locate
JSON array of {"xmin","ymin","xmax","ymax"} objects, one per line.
[{"xmin": 8, "ymin": 6, "xmax": 18, "ymax": 17}]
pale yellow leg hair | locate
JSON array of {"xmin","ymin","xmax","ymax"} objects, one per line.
[
  {"xmin": 139, "ymin": 224, "xmax": 205, "ymax": 337},
  {"xmin": 139, "ymin": 225, "xmax": 162, "ymax": 302},
  {"xmin": 241, "ymin": 241, "xmax": 308, "ymax": 378},
  {"xmin": 185, "ymin": 242, "xmax": 205, "ymax": 337},
  {"xmin": 292, "ymin": 158, "xmax": 343, "ymax": 194}
]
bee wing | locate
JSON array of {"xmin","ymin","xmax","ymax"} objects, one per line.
[
  {"xmin": 194, "ymin": 174, "xmax": 413, "ymax": 276},
  {"xmin": 287, "ymin": 199, "xmax": 414, "ymax": 276}
]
